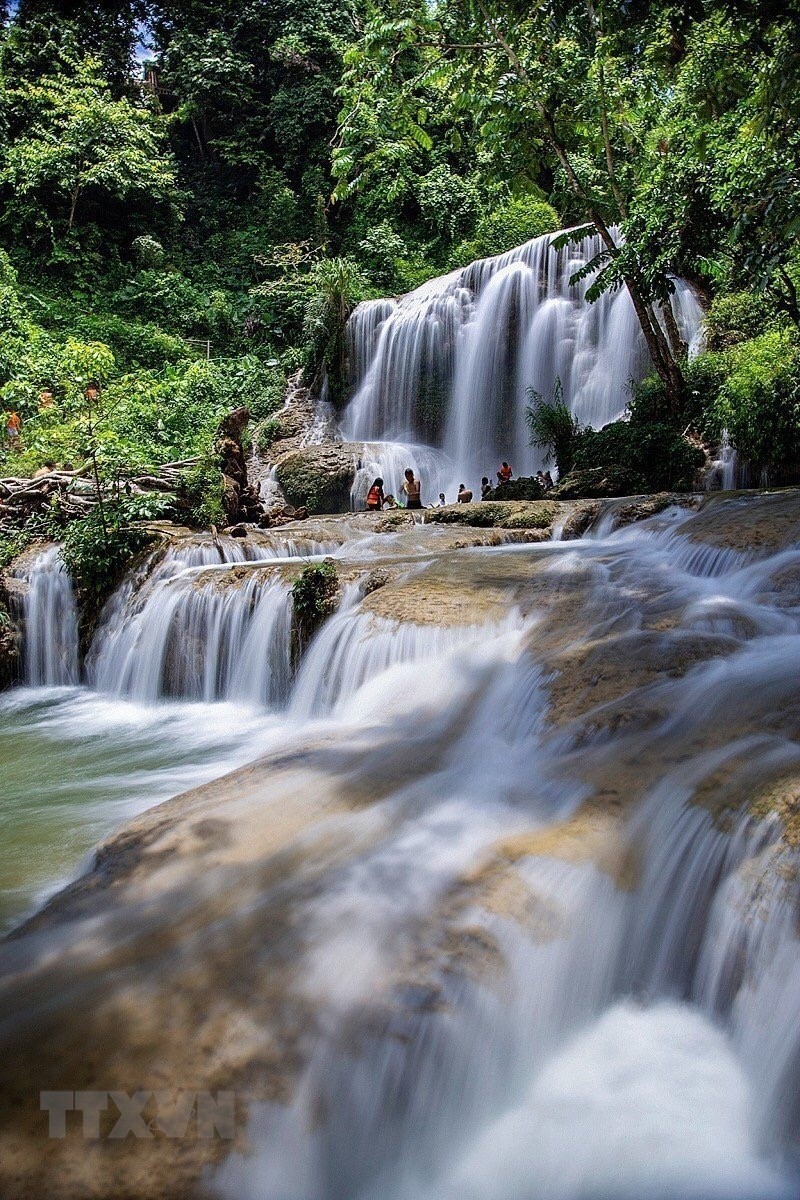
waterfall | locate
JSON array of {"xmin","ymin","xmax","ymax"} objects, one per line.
[
  {"xmin": 291, "ymin": 586, "xmax": 523, "ymax": 718},
  {"xmin": 342, "ymin": 227, "xmax": 704, "ymax": 495},
  {"xmin": 706, "ymin": 428, "xmax": 742, "ymax": 491},
  {"xmin": 86, "ymin": 538, "xmax": 299, "ymax": 705},
  {"xmin": 17, "ymin": 546, "xmax": 79, "ymax": 687},
  {"xmin": 3, "ymin": 494, "xmax": 800, "ymax": 1200}
]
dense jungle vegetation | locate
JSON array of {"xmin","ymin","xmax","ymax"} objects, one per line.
[{"xmin": 0, "ymin": 0, "xmax": 798, "ymax": 583}]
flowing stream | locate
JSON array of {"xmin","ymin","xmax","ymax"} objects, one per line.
[{"xmin": 0, "ymin": 493, "xmax": 799, "ymax": 1200}]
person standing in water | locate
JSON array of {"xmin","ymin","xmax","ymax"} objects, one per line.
[
  {"xmin": 457, "ymin": 483, "xmax": 473, "ymax": 503},
  {"xmin": 402, "ymin": 468, "xmax": 422, "ymax": 509},
  {"xmin": 365, "ymin": 477, "xmax": 385, "ymax": 511},
  {"xmin": 481, "ymin": 476, "xmax": 492, "ymax": 499}
]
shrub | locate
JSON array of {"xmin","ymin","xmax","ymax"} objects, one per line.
[
  {"xmin": 572, "ymin": 420, "xmax": 705, "ymax": 491},
  {"xmin": 709, "ymin": 329, "xmax": 800, "ymax": 473},
  {"xmin": 67, "ymin": 314, "xmax": 190, "ymax": 371},
  {"xmin": 131, "ymin": 235, "xmax": 166, "ymax": 270},
  {"xmin": 302, "ymin": 257, "xmax": 367, "ymax": 404},
  {"xmin": 526, "ymin": 380, "xmax": 582, "ymax": 476},
  {"xmin": 116, "ymin": 269, "xmax": 235, "ymax": 340},
  {"xmin": 177, "ymin": 455, "xmax": 225, "ymax": 528},
  {"xmin": 415, "ymin": 165, "xmax": 481, "ymax": 245},
  {"xmin": 291, "ymin": 559, "xmax": 338, "ymax": 641},
  {"xmin": 357, "ymin": 221, "xmax": 411, "ymax": 292},
  {"xmin": 704, "ymin": 291, "xmax": 774, "ymax": 350},
  {"xmin": 61, "ymin": 504, "xmax": 155, "ymax": 604},
  {"xmin": 474, "ymin": 197, "xmax": 560, "ymax": 259}
]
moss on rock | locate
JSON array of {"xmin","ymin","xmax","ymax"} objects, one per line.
[
  {"xmin": 426, "ymin": 501, "xmax": 556, "ymax": 530},
  {"xmin": 273, "ymin": 444, "xmax": 358, "ymax": 515},
  {"xmin": 551, "ymin": 465, "xmax": 648, "ymax": 499}
]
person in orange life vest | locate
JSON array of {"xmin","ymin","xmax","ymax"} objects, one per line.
[
  {"xmin": 497, "ymin": 461, "xmax": 512, "ymax": 484},
  {"xmin": 365, "ymin": 478, "xmax": 385, "ymax": 511},
  {"xmin": 5, "ymin": 411, "xmax": 21, "ymax": 442}
]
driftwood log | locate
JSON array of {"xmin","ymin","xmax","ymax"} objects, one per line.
[{"xmin": 0, "ymin": 458, "xmax": 202, "ymax": 534}]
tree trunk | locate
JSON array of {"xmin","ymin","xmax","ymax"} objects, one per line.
[
  {"xmin": 474, "ymin": 0, "xmax": 688, "ymax": 415},
  {"xmin": 67, "ymin": 182, "xmax": 81, "ymax": 233}
]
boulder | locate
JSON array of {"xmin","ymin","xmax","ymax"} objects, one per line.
[
  {"xmin": 273, "ymin": 444, "xmax": 359, "ymax": 515},
  {"xmin": 425, "ymin": 501, "xmax": 556, "ymax": 530},
  {"xmin": 487, "ymin": 476, "xmax": 545, "ymax": 501},
  {"xmin": 550, "ymin": 465, "xmax": 648, "ymax": 500},
  {"xmin": 216, "ymin": 406, "xmax": 250, "ymax": 444}
]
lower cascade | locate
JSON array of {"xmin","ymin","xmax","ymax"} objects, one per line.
[
  {"xmin": 14, "ymin": 545, "xmax": 79, "ymax": 687},
  {"xmin": 1, "ymin": 491, "xmax": 799, "ymax": 1200}
]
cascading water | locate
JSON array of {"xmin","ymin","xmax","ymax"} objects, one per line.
[
  {"xmin": 16, "ymin": 545, "xmax": 79, "ymax": 687},
  {"xmin": 86, "ymin": 533, "xmax": 340, "ymax": 704},
  {"xmin": 2, "ymin": 494, "xmax": 800, "ymax": 1200},
  {"xmin": 706, "ymin": 429, "xmax": 742, "ymax": 491},
  {"xmin": 342, "ymin": 228, "xmax": 704, "ymax": 497}
]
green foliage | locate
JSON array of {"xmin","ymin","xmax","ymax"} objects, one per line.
[
  {"xmin": 415, "ymin": 165, "xmax": 481, "ymax": 246},
  {"xmin": 471, "ymin": 197, "xmax": 560, "ymax": 262},
  {"xmin": 708, "ymin": 330, "xmax": 800, "ymax": 473},
  {"xmin": 526, "ymin": 381, "xmax": 582, "ymax": 476},
  {"xmin": 60, "ymin": 503, "xmax": 155, "ymax": 603},
  {"xmin": 291, "ymin": 558, "xmax": 339, "ymax": 639},
  {"xmin": 178, "ymin": 455, "xmax": 226, "ymax": 529},
  {"xmin": 131, "ymin": 235, "xmax": 166, "ymax": 270},
  {"xmin": 704, "ymin": 292, "xmax": 775, "ymax": 351},
  {"xmin": 0, "ymin": 56, "xmax": 177, "ymax": 252},
  {"xmin": 115, "ymin": 270, "xmax": 235, "ymax": 340},
  {"xmin": 302, "ymin": 257, "xmax": 367, "ymax": 403},
  {"xmin": 571, "ymin": 420, "xmax": 704, "ymax": 492}
]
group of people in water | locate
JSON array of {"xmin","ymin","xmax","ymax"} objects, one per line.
[{"xmin": 364, "ymin": 461, "xmax": 552, "ymax": 512}]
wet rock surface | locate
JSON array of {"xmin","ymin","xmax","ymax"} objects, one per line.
[
  {"xmin": 273, "ymin": 443, "xmax": 359, "ymax": 515},
  {"xmin": 2, "ymin": 488, "xmax": 800, "ymax": 1199}
]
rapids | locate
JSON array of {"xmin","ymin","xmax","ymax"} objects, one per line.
[{"xmin": 0, "ymin": 490, "xmax": 799, "ymax": 1200}]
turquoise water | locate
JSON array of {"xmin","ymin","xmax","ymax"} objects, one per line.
[{"xmin": 0, "ymin": 685, "xmax": 280, "ymax": 930}]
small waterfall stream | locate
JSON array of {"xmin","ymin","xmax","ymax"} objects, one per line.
[{"xmin": 16, "ymin": 546, "xmax": 79, "ymax": 687}]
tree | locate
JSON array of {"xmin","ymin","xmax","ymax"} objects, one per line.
[
  {"xmin": 333, "ymin": 0, "xmax": 800, "ymax": 412},
  {"xmin": 58, "ymin": 338, "xmax": 117, "ymax": 538},
  {"xmin": 0, "ymin": 55, "xmax": 177, "ymax": 247}
]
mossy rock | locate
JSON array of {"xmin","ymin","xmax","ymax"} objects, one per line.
[
  {"xmin": 551, "ymin": 465, "xmax": 648, "ymax": 500},
  {"xmin": 426, "ymin": 501, "xmax": 556, "ymax": 530},
  {"xmin": 488, "ymin": 476, "xmax": 545, "ymax": 502},
  {"xmin": 273, "ymin": 444, "xmax": 358, "ymax": 515}
]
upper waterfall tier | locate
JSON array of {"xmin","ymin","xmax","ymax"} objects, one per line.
[{"xmin": 343, "ymin": 227, "xmax": 703, "ymax": 486}]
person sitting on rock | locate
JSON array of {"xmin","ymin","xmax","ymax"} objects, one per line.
[
  {"xmin": 457, "ymin": 483, "xmax": 473, "ymax": 503},
  {"xmin": 402, "ymin": 468, "xmax": 422, "ymax": 509},
  {"xmin": 481, "ymin": 476, "xmax": 492, "ymax": 499},
  {"xmin": 544, "ymin": 471, "xmax": 554, "ymax": 489},
  {"xmin": 383, "ymin": 493, "xmax": 400, "ymax": 509},
  {"xmin": 366, "ymin": 477, "xmax": 385, "ymax": 511},
  {"xmin": 437, "ymin": 492, "xmax": 447, "ymax": 506},
  {"xmin": 497, "ymin": 461, "xmax": 512, "ymax": 484}
]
